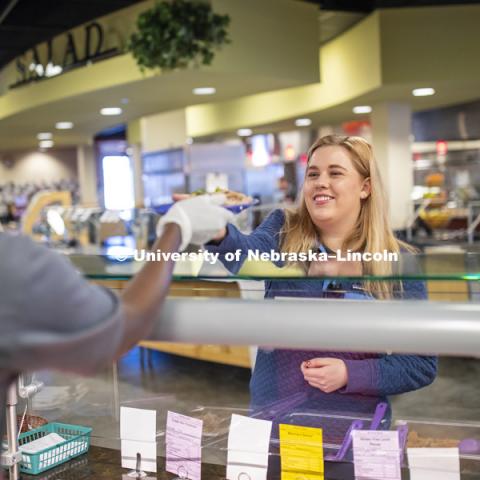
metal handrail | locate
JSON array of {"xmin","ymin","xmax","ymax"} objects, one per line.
[
  {"xmin": 149, "ymin": 297, "xmax": 480, "ymax": 358},
  {"xmin": 2, "ymin": 384, "xmax": 20, "ymax": 480}
]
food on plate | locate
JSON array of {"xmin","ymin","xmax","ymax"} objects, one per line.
[
  {"xmin": 172, "ymin": 188, "xmax": 253, "ymax": 206},
  {"xmin": 192, "ymin": 411, "xmax": 229, "ymax": 436},
  {"xmin": 220, "ymin": 190, "xmax": 253, "ymax": 206},
  {"xmin": 200, "ymin": 412, "xmax": 221, "ymax": 434},
  {"xmin": 407, "ymin": 431, "xmax": 459, "ymax": 448}
]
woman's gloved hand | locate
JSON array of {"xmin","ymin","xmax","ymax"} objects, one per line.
[{"xmin": 156, "ymin": 195, "xmax": 234, "ymax": 251}]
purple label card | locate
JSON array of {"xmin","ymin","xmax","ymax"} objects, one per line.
[
  {"xmin": 166, "ymin": 443, "xmax": 202, "ymax": 480},
  {"xmin": 352, "ymin": 430, "xmax": 401, "ymax": 480},
  {"xmin": 166, "ymin": 411, "xmax": 203, "ymax": 444},
  {"xmin": 165, "ymin": 411, "xmax": 203, "ymax": 480}
]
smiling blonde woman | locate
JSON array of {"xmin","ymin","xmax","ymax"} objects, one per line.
[
  {"xmin": 205, "ymin": 134, "xmax": 437, "ymax": 441},
  {"xmin": 281, "ymin": 134, "xmax": 414, "ymax": 299}
]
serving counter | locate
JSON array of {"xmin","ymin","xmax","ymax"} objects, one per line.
[
  {"xmin": 3, "ymin": 250, "xmax": 480, "ymax": 480},
  {"xmin": 20, "ymin": 444, "xmax": 480, "ymax": 480},
  {"xmin": 69, "ymin": 248, "xmax": 480, "ymax": 367},
  {"xmin": 16, "ymin": 446, "xmax": 229, "ymax": 480}
]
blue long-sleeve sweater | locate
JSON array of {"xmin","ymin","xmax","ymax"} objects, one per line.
[{"xmin": 206, "ymin": 209, "xmax": 437, "ymax": 439}]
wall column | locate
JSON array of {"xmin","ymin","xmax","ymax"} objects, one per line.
[
  {"xmin": 371, "ymin": 102, "xmax": 413, "ymax": 230},
  {"xmin": 76, "ymin": 145, "xmax": 98, "ymax": 206},
  {"xmin": 131, "ymin": 143, "xmax": 144, "ymax": 208}
]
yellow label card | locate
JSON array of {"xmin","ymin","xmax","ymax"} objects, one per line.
[
  {"xmin": 279, "ymin": 424, "xmax": 324, "ymax": 479},
  {"xmin": 281, "ymin": 472, "xmax": 324, "ymax": 480}
]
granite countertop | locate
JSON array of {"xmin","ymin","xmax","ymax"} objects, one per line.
[
  {"xmin": 20, "ymin": 446, "xmax": 226, "ymax": 479},
  {"xmin": 18, "ymin": 445, "xmax": 356, "ymax": 480},
  {"xmin": 18, "ymin": 445, "xmax": 480, "ymax": 480}
]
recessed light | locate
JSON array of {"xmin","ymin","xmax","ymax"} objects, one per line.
[
  {"xmin": 55, "ymin": 122, "xmax": 73, "ymax": 129},
  {"xmin": 237, "ymin": 128, "xmax": 252, "ymax": 137},
  {"xmin": 45, "ymin": 62, "xmax": 62, "ymax": 78},
  {"xmin": 193, "ymin": 87, "xmax": 216, "ymax": 95},
  {"xmin": 412, "ymin": 87, "xmax": 435, "ymax": 97},
  {"xmin": 39, "ymin": 140, "xmax": 54, "ymax": 148},
  {"xmin": 295, "ymin": 118, "xmax": 312, "ymax": 127},
  {"xmin": 353, "ymin": 105, "xmax": 372, "ymax": 114},
  {"xmin": 37, "ymin": 132, "xmax": 52, "ymax": 140},
  {"xmin": 100, "ymin": 107, "xmax": 123, "ymax": 116}
]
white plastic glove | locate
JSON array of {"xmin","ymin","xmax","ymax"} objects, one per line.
[{"xmin": 156, "ymin": 194, "xmax": 234, "ymax": 251}]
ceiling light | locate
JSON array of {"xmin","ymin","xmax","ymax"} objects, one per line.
[
  {"xmin": 237, "ymin": 128, "xmax": 252, "ymax": 137},
  {"xmin": 55, "ymin": 121, "xmax": 73, "ymax": 129},
  {"xmin": 100, "ymin": 107, "xmax": 123, "ymax": 116},
  {"xmin": 412, "ymin": 87, "xmax": 435, "ymax": 97},
  {"xmin": 45, "ymin": 62, "xmax": 62, "ymax": 78},
  {"xmin": 37, "ymin": 132, "xmax": 52, "ymax": 140},
  {"xmin": 295, "ymin": 118, "xmax": 312, "ymax": 127},
  {"xmin": 30, "ymin": 63, "xmax": 44, "ymax": 76},
  {"xmin": 193, "ymin": 87, "xmax": 216, "ymax": 95},
  {"xmin": 353, "ymin": 105, "xmax": 372, "ymax": 114},
  {"xmin": 39, "ymin": 140, "xmax": 54, "ymax": 148}
]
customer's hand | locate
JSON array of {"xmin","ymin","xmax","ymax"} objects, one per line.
[
  {"xmin": 156, "ymin": 195, "xmax": 234, "ymax": 251},
  {"xmin": 300, "ymin": 358, "xmax": 348, "ymax": 393}
]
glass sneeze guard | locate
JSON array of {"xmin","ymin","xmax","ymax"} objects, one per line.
[{"xmin": 65, "ymin": 250, "xmax": 480, "ymax": 283}]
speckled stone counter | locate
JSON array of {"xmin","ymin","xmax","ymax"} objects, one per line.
[
  {"xmin": 17, "ymin": 445, "xmax": 357, "ymax": 480},
  {"xmin": 16, "ymin": 445, "xmax": 480, "ymax": 480},
  {"xmin": 19, "ymin": 446, "xmax": 226, "ymax": 479}
]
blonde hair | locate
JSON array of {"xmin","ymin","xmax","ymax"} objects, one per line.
[{"xmin": 281, "ymin": 134, "xmax": 413, "ymax": 299}]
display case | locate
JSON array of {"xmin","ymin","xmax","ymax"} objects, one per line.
[{"xmin": 2, "ymin": 250, "xmax": 480, "ymax": 480}]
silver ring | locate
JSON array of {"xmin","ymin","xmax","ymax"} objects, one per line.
[{"xmin": 177, "ymin": 465, "xmax": 188, "ymax": 478}]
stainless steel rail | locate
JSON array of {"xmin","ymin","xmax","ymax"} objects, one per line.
[
  {"xmin": 3, "ymin": 384, "xmax": 20, "ymax": 480},
  {"xmin": 149, "ymin": 298, "xmax": 480, "ymax": 357}
]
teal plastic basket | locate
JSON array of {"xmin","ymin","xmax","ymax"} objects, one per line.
[{"xmin": 18, "ymin": 422, "xmax": 92, "ymax": 475}]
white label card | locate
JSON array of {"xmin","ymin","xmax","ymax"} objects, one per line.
[
  {"xmin": 120, "ymin": 406, "xmax": 156, "ymax": 443},
  {"xmin": 407, "ymin": 448, "xmax": 460, "ymax": 480},
  {"xmin": 226, "ymin": 414, "xmax": 272, "ymax": 480},
  {"xmin": 352, "ymin": 430, "xmax": 401, "ymax": 480},
  {"xmin": 121, "ymin": 439, "xmax": 157, "ymax": 473}
]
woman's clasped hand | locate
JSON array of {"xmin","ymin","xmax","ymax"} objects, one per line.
[{"xmin": 301, "ymin": 358, "xmax": 349, "ymax": 393}]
